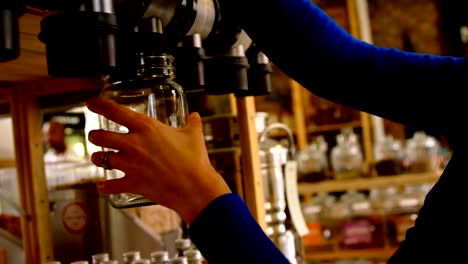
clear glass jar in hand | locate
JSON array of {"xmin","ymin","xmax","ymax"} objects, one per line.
[{"xmin": 98, "ymin": 18, "xmax": 189, "ymax": 208}]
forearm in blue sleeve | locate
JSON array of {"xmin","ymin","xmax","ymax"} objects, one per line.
[
  {"xmin": 220, "ymin": 0, "xmax": 468, "ymax": 141},
  {"xmin": 188, "ymin": 193, "xmax": 290, "ymax": 264}
]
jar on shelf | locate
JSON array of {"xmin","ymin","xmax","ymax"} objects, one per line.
[
  {"xmin": 98, "ymin": 17, "xmax": 189, "ymax": 208},
  {"xmin": 330, "ymin": 128, "xmax": 364, "ymax": 180},
  {"xmin": 338, "ymin": 190, "xmax": 385, "ymax": 250},
  {"xmin": 386, "ymin": 184, "xmax": 424, "ymax": 247},
  {"xmin": 373, "ymin": 135, "xmax": 405, "ymax": 176},
  {"xmin": 297, "ymin": 136, "xmax": 330, "ymax": 183},
  {"xmin": 301, "ymin": 192, "xmax": 337, "ymax": 252},
  {"xmin": 368, "ymin": 186, "xmax": 400, "ymax": 247},
  {"xmin": 404, "ymin": 131, "xmax": 440, "ymax": 173}
]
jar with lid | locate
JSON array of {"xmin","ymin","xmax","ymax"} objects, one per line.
[
  {"xmin": 297, "ymin": 136, "xmax": 330, "ymax": 183},
  {"xmin": 386, "ymin": 184, "xmax": 424, "ymax": 247},
  {"xmin": 368, "ymin": 186, "xmax": 399, "ymax": 247},
  {"xmin": 405, "ymin": 131, "xmax": 440, "ymax": 173},
  {"xmin": 150, "ymin": 250, "xmax": 170, "ymax": 264},
  {"xmin": 330, "ymin": 128, "xmax": 364, "ymax": 180},
  {"xmin": 169, "ymin": 257, "xmax": 188, "ymax": 264},
  {"xmin": 183, "ymin": 249, "xmax": 203, "ymax": 264},
  {"xmin": 301, "ymin": 192, "xmax": 337, "ymax": 252},
  {"xmin": 123, "ymin": 251, "xmax": 141, "ymax": 264},
  {"xmin": 97, "ymin": 17, "xmax": 189, "ymax": 208},
  {"xmin": 92, "ymin": 252, "xmax": 110, "ymax": 264},
  {"xmin": 326, "ymin": 193, "xmax": 352, "ymax": 251},
  {"xmin": 374, "ymin": 135, "xmax": 405, "ymax": 176},
  {"xmin": 339, "ymin": 190, "xmax": 384, "ymax": 250},
  {"xmin": 175, "ymin": 238, "xmax": 193, "ymax": 257}
]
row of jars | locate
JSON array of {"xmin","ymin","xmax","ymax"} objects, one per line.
[
  {"xmin": 297, "ymin": 128, "xmax": 443, "ymax": 183},
  {"xmin": 47, "ymin": 238, "xmax": 205, "ymax": 264},
  {"xmin": 300, "ymin": 183, "xmax": 432, "ymax": 252}
]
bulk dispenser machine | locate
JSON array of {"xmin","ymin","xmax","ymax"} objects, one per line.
[{"xmin": 1, "ymin": 0, "xmax": 307, "ymax": 262}]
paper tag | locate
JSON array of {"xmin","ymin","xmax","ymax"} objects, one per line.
[{"xmin": 284, "ymin": 160, "xmax": 309, "ymax": 236}]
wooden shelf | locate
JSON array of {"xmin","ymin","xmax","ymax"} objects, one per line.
[
  {"xmin": 305, "ymin": 247, "xmax": 397, "ymax": 260},
  {"xmin": 0, "ymin": 160, "xmax": 16, "ymax": 169},
  {"xmin": 307, "ymin": 120, "xmax": 362, "ymax": 134},
  {"xmin": 298, "ymin": 171, "xmax": 441, "ymax": 195}
]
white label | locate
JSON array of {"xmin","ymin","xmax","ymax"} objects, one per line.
[{"xmin": 284, "ymin": 160, "xmax": 309, "ymax": 236}]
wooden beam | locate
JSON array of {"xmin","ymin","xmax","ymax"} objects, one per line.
[
  {"xmin": 290, "ymin": 80, "xmax": 308, "ymax": 151},
  {"xmin": 9, "ymin": 83, "xmax": 54, "ymax": 263},
  {"xmin": 235, "ymin": 96, "xmax": 266, "ymax": 230}
]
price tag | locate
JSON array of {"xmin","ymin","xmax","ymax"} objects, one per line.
[{"xmin": 284, "ymin": 160, "xmax": 309, "ymax": 236}]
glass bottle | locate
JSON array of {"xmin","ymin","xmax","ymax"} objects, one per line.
[
  {"xmin": 330, "ymin": 128, "xmax": 364, "ymax": 180},
  {"xmin": 405, "ymin": 131, "xmax": 440, "ymax": 173},
  {"xmin": 123, "ymin": 251, "xmax": 141, "ymax": 264},
  {"xmin": 150, "ymin": 250, "xmax": 170, "ymax": 264},
  {"xmin": 174, "ymin": 238, "xmax": 193, "ymax": 257},
  {"xmin": 132, "ymin": 260, "xmax": 151, "ymax": 264},
  {"xmin": 92, "ymin": 253, "xmax": 110, "ymax": 264},
  {"xmin": 374, "ymin": 135, "xmax": 405, "ymax": 176},
  {"xmin": 98, "ymin": 17, "xmax": 189, "ymax": 208},
  {"xmin": 169, "ymin": 257, "xmax": 188, "ymax": 264},
  {"xmin": 183, "ymin": 249, "xmax": 203, "ymax": 264},
  {"xmin": 297, "ymin": 136, "xmax": 329, "ymax": 183}
]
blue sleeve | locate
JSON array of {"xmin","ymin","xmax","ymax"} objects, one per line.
[
  {"xmin": 214, "ymin": 0, "xmax": 468, "ymax": 262},
  {"xmin": 187, "ymin": 193, "xmax": 290, "ymax": 264},
  {"xmin": 219, "ymin": 0, "xmax": 468, "ymax": 142}
]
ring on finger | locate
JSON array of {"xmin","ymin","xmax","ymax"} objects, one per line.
[{"xmin": 100, "ymin": 151, "xmax": 115, "ymax": 170}]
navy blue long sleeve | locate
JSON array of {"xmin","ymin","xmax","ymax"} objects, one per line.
[
  {"xmin": 188, "ymin": 194, "xmax": 290, "ymax": 264},
  {"xmin": 189, "ymin": 0, "xmax": 468, "ymax": 263},
  {"xmin": 220, "ymin": 0, "xmax": 468, "ymax": 143}
]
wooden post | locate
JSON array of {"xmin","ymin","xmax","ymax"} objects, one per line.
[
  {"xmin": 9, "ymin": 82, "xmax": 54, "ymax": 263},
  {"xmin": 290, "ymin": 80, "xmax": 308, "ymax": 151},
  {"xmin": 346, "ymin": 0, "xmax": 375, "ymax": 170},
  {"xmin": 235, "ymin": 96, "xmax": 266, "ymax": 230}
]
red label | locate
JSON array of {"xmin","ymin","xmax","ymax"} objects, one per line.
[{"xmin": 62, "ymin": 202, "xmax": 88, "ymax": 235}]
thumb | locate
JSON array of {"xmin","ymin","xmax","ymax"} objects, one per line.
[{"xmin": 186, "ymin": 112, "xmax": 203, "ymax": 133}]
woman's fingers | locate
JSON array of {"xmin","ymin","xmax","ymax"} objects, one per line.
[
  {"xmin": 86, "ymin": 98, "xmax": 151, "ymax": 131},
  {"xmin": 90, "ymin": 150, "xmax": 131, "ymax": 173},
  {"xmin": 88, "ymin": 129, "xmax": 132, "ymax": 151}
]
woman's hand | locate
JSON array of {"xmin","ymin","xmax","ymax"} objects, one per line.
[{"xmin": 86, "ymin": 98, "xmax": 231, "ymax": 225}]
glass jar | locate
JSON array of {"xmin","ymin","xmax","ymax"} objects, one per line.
[
  {"xmin": 297, "ymin": 136, "xmax": 329, "ymax": 183},
  {"xmin": 98, "ymin": 18, "xmax": 189, "ymax": 208},
  {"xmin": 330, "ymin": 128, "xmax": 364, "ymax": 180},
  {"xmin": 92, "ymin": 253, "xmax": 110, "ymax": 264},
  {"xmin": 405, "ymin": 131, "xmax": 439, "ymax": 173},
  {"xmin": 386, "ymin": 184, "xmax": 424, "ymax": 247},
  {"xmin": 150, "ymin": 251, "xmax": 170, "ymax": 264},
  {"xmin": 339, "ymin": 190, "xmax": 384, "ymax": 250},
  {"xmin": 123, "ymin": 251, "xmax": 142, "ymax": 264},
  {"xmin": 301, "ymin": 192, "xmax": 336, "ymax": 252},
  {"xmin": 369, "ymin": 186, "xmax": 399, "ymax": 247},
  {"xmin": 374, "ymin": 135, "xmax": 405, "ymax": 176}
]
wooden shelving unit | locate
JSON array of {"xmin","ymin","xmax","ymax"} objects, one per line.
[
  {"xmin": 305, "ymin": 247, "xmax": 397, "ymax": 261},
  {"xmin": 298, "ymin": 171, "xmax": 441, "ymax": 195},
  {"xmin": 0, "ymin": 160, "xmax": 16, "ymax": 169}
]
